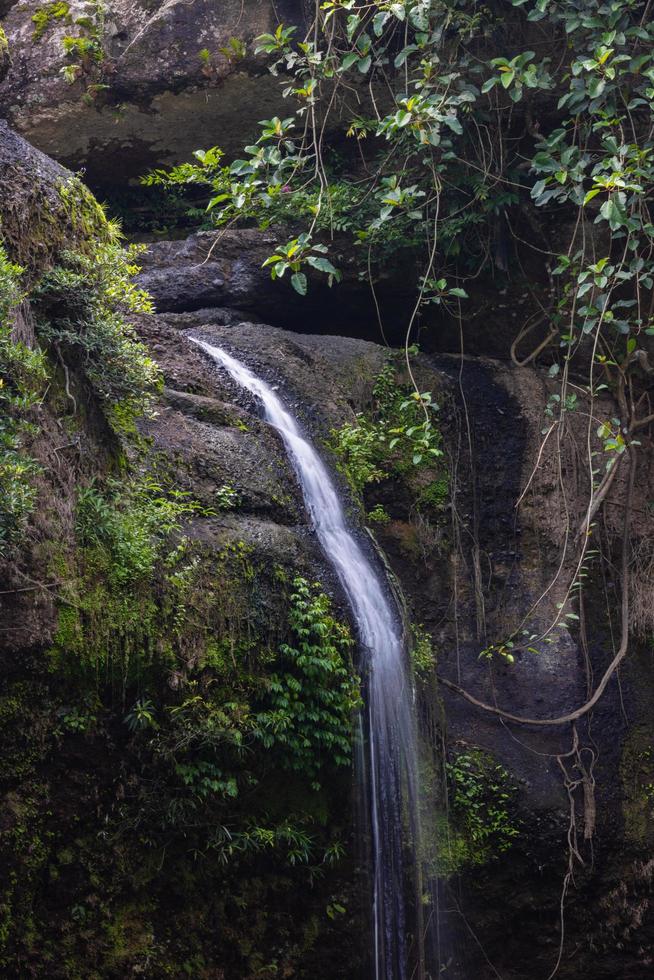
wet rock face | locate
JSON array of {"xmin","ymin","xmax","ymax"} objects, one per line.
[{"xmin": 0, "ymin": 0, "xmax": 308, "ymax": 185}]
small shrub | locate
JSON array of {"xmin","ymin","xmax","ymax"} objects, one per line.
[
  {"xmin": 328, "ymin": 356, "xmax": 443, "ymax": 501},
  {"xmin": 367, "ymin": 503, "xmax": 390, "ymax": 525},
  {"xmin": 410, "ymin": 624, "xmax": 436, "ymax": 681},
  {"xmin": 34, "ymin": 241, "xmax": 161, "ymax": 437},
  {"xmin": 445, "ymin": 749, "xmax": 520, "ymax": 864},
  {"xmin": 215, "ymin": 484, "xmax": 240, "ymax": 510}
]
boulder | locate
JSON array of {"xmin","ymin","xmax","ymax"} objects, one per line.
[
  {"xmin": 0, "ymin": 117, "xmax": 107, "ymax": 271},
  {"xmin": 0, "ymin": 0, "xmax": 307, "ymax": 186}
]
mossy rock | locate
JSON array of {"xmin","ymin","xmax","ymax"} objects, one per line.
[
  {"xmin": 0, "ymin": 122, "xmax": 111, "ymax": 277},
  {"xmin": 621, "ymin": 724, "xmax": 654, "ymax": 846}
]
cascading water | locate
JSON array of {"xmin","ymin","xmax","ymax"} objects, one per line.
[{"xmin": 192, "ymin": 337, "xmax": 426, "ymax": 979}]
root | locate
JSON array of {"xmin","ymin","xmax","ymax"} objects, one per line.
[{"xmin": 438, "ymin": 449, "xmax": 636, "ymax": 728}]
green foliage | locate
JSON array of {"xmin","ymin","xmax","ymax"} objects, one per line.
[
  {"xmin": 255, "ymin": 577, "xmax": 361, "ymax": 789},
  {"xmin": 58, "ymin": 0, "xmax": 106, "ymax": 90},
  {"xmin": 219, "ymin": 36, "xmax": 247, "ymax": 62},
  {"xmin": 445, "ymin": 748, "xmax": 520, "ymax": 867},
  {"xmin": 262, "ymin": 233, "xmax": 341, "ymax": 294},
  {"xmin": 124, "ymin": 697, "xmax": 158, "ymax": 732},
  {"xmin": 508, "ymin": 0, "xmax": 654, "ymax": 380},
  {"xmin": 51, "ymin": 476, "xmax": 207, "ymax": 682},
  {"xmin": 142, "ymin": 0, "xmax": 654, "ymax": 430},
  {"xmin": 329, "ymin": 417, "xmax": 385, "ymax": 495},
  {"xmin": 34, "ymin": 240, "xmax": 161, "ymax": 437},
  {"xmin": 214, "ymin": 483, "xmax": 240, "ymax": 509},
  {"xmin": 410, "ymin": 623, "xmax": 436, "ymax": 681},
  {"xmin": 417, "ymin": 476, "xmax": 449, "ymax": 510},
  {"xmin": 0, "ymin": 246, "xmax": 47, "ymax": 555},
  {"xmin": 367, "ymin": 503, "xmax": 390, "ymax": 525},
  {"xmin": 328, "ymin": 356, "xmax": 443, "ymax": 500},
  {"xmin": 75, "ymin": 477, "xmax": 204, "ymax": 582}
]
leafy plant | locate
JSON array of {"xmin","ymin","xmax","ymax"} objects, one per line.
[
  {"xmin": 254, "ymin": 577, "xmax": 361, "ymax": 789},
  {"xmin": 367, "ymin": 503, "xmax": 390, "ymax": 525},
  {"xmin": 215, "ymin": 483, "xmax": 240, "ymax": 510},
  {"xmin": 58, "ymin": 0, "xmax": 106, "ymax": 90},
  {"xmin": 34, "ymin": 239, "xmax": 161, "ymax": 436},
  {"xmin": 328, "ymin": 356, "xmax": 443, "ymax": 500},
  {"xmin": 124, "ymin": 698, "xmax": 158, "ymax": 732},
  {"xmin": 446, "ymin": 749, "xmax": 520, "ymax": 863},
  {"xmin": 410, "ymin": 623, "xmax": 436, "ymax": 681}
]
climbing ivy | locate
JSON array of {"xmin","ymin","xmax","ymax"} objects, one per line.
[{"xmin": 255, "ymin": 577, "xmax": 361, "ymax": 789}]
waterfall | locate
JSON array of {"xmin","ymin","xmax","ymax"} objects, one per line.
[{"xmin": 192, "ymin": 338, "xmax": 424, "ymax": 979}]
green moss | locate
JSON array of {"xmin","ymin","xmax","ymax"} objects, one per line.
[
  {"xmin": 0, "ymin": 26, "xmax": 9, "ymax": 56},
  {"xmin": 0, "ymin": 682, "xmax": 54, "ymax": 782},
  {"xmin": 0, "ymin": 245, "xmax": 47, "ymax": 554},
  {"xmin": 34, "ymin": 235, "xmax": 161, "ymax": 438},
  {"xmin": 1, "ymin": 172, "xmax": 112, "ymax": 275},
  {"xmin": 56, "ymin": 177, "xmax": 112, "ymax": 244},
  {"xmin": 417, "ymin": 474, "xmax": 449, "ymax": 511},
  {"xmin": 31, "ymin": 2, "xmax": 71, "ymax": 41},
  {"xmin": 0, "ymin": 784, "xmax": 52, "ymax": 957},
  {"xmin": 2, "ymin": 453, "xmax": 358, "ymax": 974},
  {"xmin": 620, "ymin": 725, "xmax": 654, "ymax": 845}
]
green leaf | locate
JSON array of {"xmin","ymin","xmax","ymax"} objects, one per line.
[
  {"xmin": 599, "ymin": 197, "xmax": 627, "ymax": 231},
  {"xmin": 291, "ymin": 272, "xmax": 307, "ymax": 295},
  {"xmin": 373, "ymin": 11, "xmax": 389, "ymax": 36},
  {"xmin": 443, "ymin": 115, "xmax": 463, "ymax": 135},
  {"xmin": 340, "ymin": 52, "xmax": 358, "ymax": 71},
  {"xmin": 307, "ymin": 256, "xmax": 339, "ymax": 276}
]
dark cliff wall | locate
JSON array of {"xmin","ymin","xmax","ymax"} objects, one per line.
[{"xmin": 1, "ymin": 1, "xmax": 654, "ymax": 973}]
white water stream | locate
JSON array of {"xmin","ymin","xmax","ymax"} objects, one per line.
[{"xmin": 193, "ymin": 338, "xmax": 423, "ymax": 979}]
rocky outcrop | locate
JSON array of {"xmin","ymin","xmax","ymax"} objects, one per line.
[
  {"xmin": 0, "ymin": 0, "xmax": 307, "ymax": 186},
  {"xmin": 138, "ymin": 310, "xmax": 654, "ymax": 980},
  {"xmin": 137, "ymin": 229, "xmax": 420, "ymax": 339}
]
